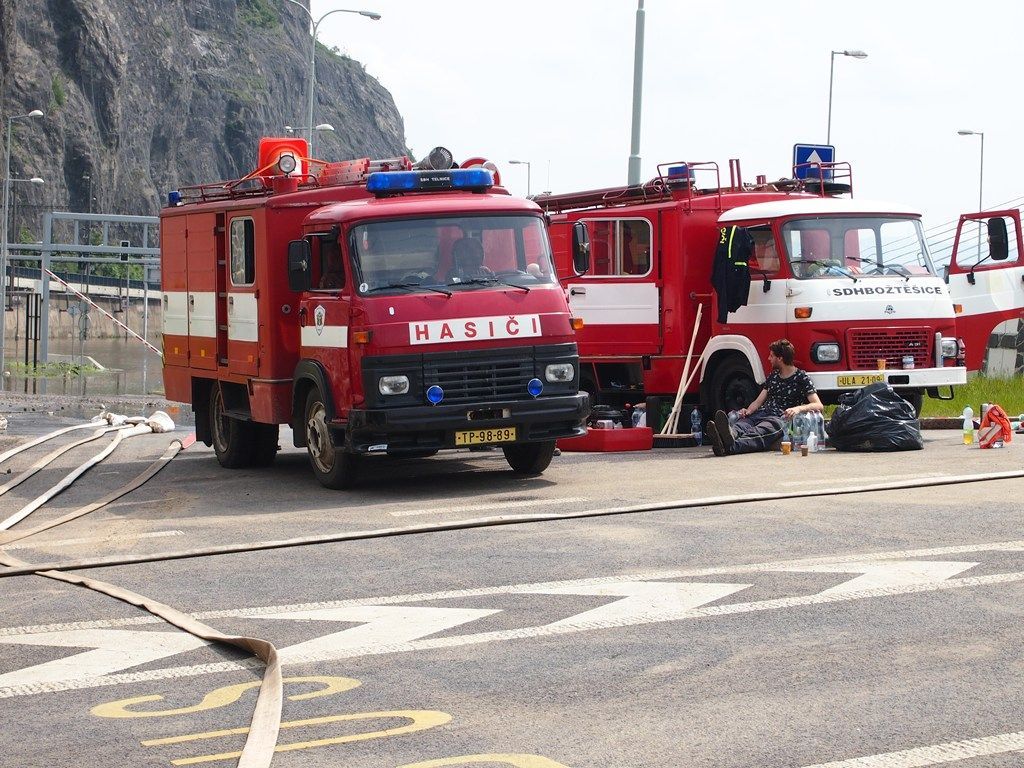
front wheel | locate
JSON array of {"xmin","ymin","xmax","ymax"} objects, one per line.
[
  {"xmin": 304, "ymin": 389, "xmax": 356, "ymax": 489},
  {"xmin": 708, "ymin": 357, "xmax": 759, "ymax": 417},
  {"xmin": 502, "ymin": 440, "xmax": 557, "ymax": 475},
  {"xmin": 901, "ymin": 389, "xmax": 924, "ymax": 418}
]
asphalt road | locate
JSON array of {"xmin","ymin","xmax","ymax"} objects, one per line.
[{"xmin": 0, "ymin": 410, "xmax": 1022, "ymax": 767}]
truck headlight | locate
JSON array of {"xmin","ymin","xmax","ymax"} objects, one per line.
[
  {"xmin": 545, "ymin": 363, "xmax": 575, "ymax": 383},
  {"xmin": 811, "ymin": 342, "xmax": 841, "ymax": 363},
  {"xmin": 378, "ymin": 375, "xmax": 410, "ymax": 395},
  {"xmin": 940, "ymin": 337, "xmax": 958, "ymax": 358}
]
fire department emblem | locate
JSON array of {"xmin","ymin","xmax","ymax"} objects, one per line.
[
  {"xmin": 314, "ymin": 305, "xmax": 326, "ymax": 336},
  {"xmin": 884, "ymin": 304, "xmax": 895, "ymax": 315}
]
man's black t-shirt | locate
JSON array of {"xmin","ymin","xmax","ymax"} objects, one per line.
[{"xmin": 760, "ymin": 369, "xmax": 816, "ymax": 416}]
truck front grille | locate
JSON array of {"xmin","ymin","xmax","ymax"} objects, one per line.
[
  {"xmin": 423, "ymin": 354, "xmax": 535, "ymax": 405},
  {"xmin": 847, "ymin": 327, "xmax": 932, "ymax": 369}
]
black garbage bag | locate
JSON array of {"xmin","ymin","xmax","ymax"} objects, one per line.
[{"xmin": 826, "ymin": 382, "xmax": 924, "ymax": 452}]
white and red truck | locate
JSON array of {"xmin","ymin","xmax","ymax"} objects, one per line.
[
  {"xmin": 537, "ymin": 160, "xmax": 967, "ymax": 420},
  {"xmin": 161, "ymin": 138, "xmax": 589, "ymax": 488}
]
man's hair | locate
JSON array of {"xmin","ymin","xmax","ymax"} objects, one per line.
[{"xmin": 769, "ymin": 339, "xmax": 795, "ymax": 365}]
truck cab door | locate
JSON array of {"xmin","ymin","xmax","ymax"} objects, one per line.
[
  {"xmin": 948, "ymin": 210, "xmax": 1024, "ymax": 373},
  {"xmin": 225, "ymin": 214, "xmax": 260, "ymax": 377},
  {"xmin": 713, "ymin": 222, "xmax": 787, "ymax": 350},
  {"xmin": 185, "ymin": 212, "xmax": 218, "ymax": 371},
  {"xmin": 563, "ymin": 217, "xmax": 660, "ymax": 355}
]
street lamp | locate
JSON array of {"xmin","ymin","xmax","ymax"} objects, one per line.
[
  {"xmin": 284, "ymin": 123, "xmax": 335, "ymax": 136},
  {"xmin": 958, "ymin": 129, "xmax": 985, "ymax": 259},
  {"xmin": 827, "ymin": 49, "xmax": 867, "ymax": 145},
  {"xmin": 2, "ymin": 108, "xmax": 44, "ymax": 370},
  {"xmin": 283, "ymin": 1, "xmax": 381, "ymax": 155},
  {"xmin": 508, "ymin": 159, "xmax": 531, "ymax": 196}
]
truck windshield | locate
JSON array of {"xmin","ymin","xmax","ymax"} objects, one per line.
[
  {"xmin": 351, "ymin": 215, "xmax": 556, "ymax": 295},
  {"xmin": 781, "ymin": 216, "xmax": 936, "ymax": 279}
]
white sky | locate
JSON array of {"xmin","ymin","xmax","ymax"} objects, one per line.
[{"xmin": 310, "ymin": 0, "xmax": 1023, "ymax": 233}]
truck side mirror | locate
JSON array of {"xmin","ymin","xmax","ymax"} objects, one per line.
[
  {"xmin": 987, "ymin": 217, "xmax": 1009, "ymax": 261},
  {"xmin": 572, "ymin": 221, "xmax": 591, "ymax": 275},
  {"xmin": 287, "ymin": 240, "xmax": 312, "ymax": 292}
]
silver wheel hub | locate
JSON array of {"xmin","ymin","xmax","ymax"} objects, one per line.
[{"xmin": 306, "ymin": 403, "xmax": 335, "ymax": 473}]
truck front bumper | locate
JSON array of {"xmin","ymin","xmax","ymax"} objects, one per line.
[
  {"xmin": 808, "ymin": 366, "xmax": 967, "ymax": 392},
  {"xmin": 342, "ymin": 392, "xmax": 590, "ymax": 454}
]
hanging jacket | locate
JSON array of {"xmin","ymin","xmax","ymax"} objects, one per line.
[{"xmin": 711, "ymin": 225, "xmax": 753, "ymax": 323}]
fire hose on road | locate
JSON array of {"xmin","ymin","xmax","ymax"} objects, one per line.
[{"xmin": 0, "ymin": 414, "xmax": 1022, "ymax": 767}]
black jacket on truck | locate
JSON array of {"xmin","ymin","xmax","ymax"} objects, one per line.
[{"xmin": 711, "ymin": 225, "xmax": 753, "ymax": 323}]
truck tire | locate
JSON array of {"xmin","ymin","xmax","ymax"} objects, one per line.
[
  {"xmin": 304, "ymin": 388, "xmax": 356, "ymax": 489},
  {"xmin": 251, "ymin": 423, "xmax": 280, "ymax": 467},
  {"xmin": 709, "ymin": 357, "xmax": 759, "ymax": 416},
  {"xmin": 210, "ymin": 386, "xmax": 253, "ymax": 469},
  {"xmin": 502, "ymin": 440, "xmax": 557, "ymax": 475}
]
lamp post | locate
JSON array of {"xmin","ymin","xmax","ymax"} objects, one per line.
[
  {"xmin": 627, "ymin": 0, "xmax": 646, "ymax": 185},
  {"xmin": 827, "ymin": 49, "xmax": 867, "ymax": 145},
  {"xmin": 284, "ymin": 123, "xmax": 335, "ymax": 137},
  {"xmin": 958, "ymin": 129, "xmax": 985, "ymax": 259},
  {"xmin": 2, "ymin": 108, "xmax": 44, "ymax": 371},
  {"xmin": 283, "ymin": 1, "xmax": 380, "ymax": 156},
  {"xmin": 508, "ymin": 159, "xmax": 531, "ymax": 196}
]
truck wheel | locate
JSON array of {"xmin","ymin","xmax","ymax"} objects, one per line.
[
  {"xmin": 502, "ymin": 440, "xmax": 557, "ymax": 475},
  {"xmin": 304, "ymin": 389, "xmax": 355, "ymax": 489},
  {"xmin": 709, "ymin": 357, "xmax": 759, "ymax": 416},
  {"xmin": 251, "ymin": 423, "xmax": 280, "ymax": 467},
  {"xmin": 210, "ymin": 386, "xmax": 253, "ymax": 469}
]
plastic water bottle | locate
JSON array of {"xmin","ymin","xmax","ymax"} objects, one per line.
[
  {"xmin": 791, "ymin": 413, "xmax": 810, "ymax": 448},
  {"xmin": 814, "ymin": 411, "xmax": 827, "ymax": 451},
  {"xmin": 631, "ymin": 405, "xmax": 646, "ymax": 428},
  {"xmin": 806, "ymin": 430, "xmax": 818, "ymax": 453},
  {"xmin": 690, "ymin": 407, "xmax": 702, "ymax": 446},
  {"xmin": 962, "ymin": 406, "xmax": 975, "ymax": 445}
]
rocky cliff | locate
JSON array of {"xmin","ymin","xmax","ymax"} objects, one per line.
[{"xmin": 0, "ymin": 0, "xmax": 407, "ymax": 237}]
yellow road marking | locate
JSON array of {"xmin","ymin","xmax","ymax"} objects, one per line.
[
  {"xmin": 141, "ymin": 710, "xmax": 451, "ymax": 765},
  {"xmin": 91, "ymin": 675, "xmax": 360, "ymax": 718}
]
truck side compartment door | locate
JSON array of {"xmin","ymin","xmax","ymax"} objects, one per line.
[
  {"xmin": 564, "ymin": 217, "xmax": 660, "ymax": 355},
  {"xmin": 948, "ymin": 210, "xmax": 1024, "ymax": 373},
  {"xmin": 186, "ymin": 212, "xmax": 218, "ymax": 371},
  {"xmin": 226, "ymin": 214, "xmax": 260, "ymax": 377},
  {"xmin": 161, "ymin": 215, "xmax": 189, "ymax": 368}
]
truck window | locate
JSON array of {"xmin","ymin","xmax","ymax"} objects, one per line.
[
  {"xmin": 230, "ymin": 217, "xmax": 255, "ymax": 286},
  {"xmin": 783, "ymin": 216, "xmax": 936, "ymax": 279},
  {"xmin": 351, "ymin": 215, "xmax": 556, "ymax": 295},
  {"xmin": 582, "ymin": 218, "xmax": 652, "ymax": 277},
  {"xmin": 748, "ymin": 227, "xmax": 780, "ymax": 275},
  {"xmin": 315, "ymin": 236, "xmax": 345, "ymax": 290}
]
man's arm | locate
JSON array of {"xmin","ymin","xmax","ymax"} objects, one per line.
[
  {"xmin": 783, "ymin": 392, "xmax": 823, "ymax": 419},
  {"xmin": 739, "ymin": 388, "xmax": 768, "ymax": 417}
]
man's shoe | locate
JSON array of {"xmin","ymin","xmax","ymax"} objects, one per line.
[
  {"xmin": 707, "ymin": 420, "xmax": 725, "ymax": 456},
  {"xmin": 714, "ymin": 410, "xmax": 736, "ymax": 453}
]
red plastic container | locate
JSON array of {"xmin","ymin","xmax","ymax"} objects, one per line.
[{"xmin": 557, "ymin": 427, "xmax": 653, "ymax": 453}]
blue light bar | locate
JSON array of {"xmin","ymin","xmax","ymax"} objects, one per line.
[{"xmin": 366, "ymin": 168, "xmax": 494, "ymax": 195}]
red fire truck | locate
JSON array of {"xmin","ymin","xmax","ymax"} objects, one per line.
[
  {"xmin": 161, "ymin": 138, "xmax": 588, "ymax": 488},
  {"xmin": 537, "ymin": 160, "xmax": 967, "ymax": 419}
]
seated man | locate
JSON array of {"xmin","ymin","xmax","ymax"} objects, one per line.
[
  {"xmin": 706, "ymin": 338, "xmax": 824, "ymax": 456},
  {"xmin": 446, "ymin": 238, "xmax": 493, "ymax": 283}
]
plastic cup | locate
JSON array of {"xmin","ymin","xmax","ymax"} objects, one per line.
[
  {"xmin": 781, "ymin": 441, "xmax": 792, "ymax": 455},
  {"xmin": 876, "ymin": 358, "xmax": 887, "ymax": 370},
  {"xmin": 800, "ymin": 445, "xmax": 809, "ymax": 457}
]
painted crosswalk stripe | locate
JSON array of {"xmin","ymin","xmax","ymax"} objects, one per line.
[
  {"xmin": 390, "ymin": 497, "xmax": 589, "ymax": 517},
  {"xmin": 3, "ymin": 530, "xmax": 185, "ymax": 551},
  {"xmin": 799, "ymin": 729, "xmax": 1024, "ymax": 767}
]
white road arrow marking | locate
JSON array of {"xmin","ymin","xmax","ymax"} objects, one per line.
[
  {"xmin": 524, "ymin": 581, "xmax": 752, "ymax": 628},
  {"xmin": 0, "ymin": 629, "xmax": 207, "ymax": 687},
  {"xmin": 778, "ymin": 559, "xmax": 978, "ymax": 595},
  {"xmin": 259, "ymin": 605, "xmax": 502, "ymax": 663}
]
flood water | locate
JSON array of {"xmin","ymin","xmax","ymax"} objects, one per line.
[{"xmin": 5, "ymin": 336, "xmax": 164, "ymax": 396}]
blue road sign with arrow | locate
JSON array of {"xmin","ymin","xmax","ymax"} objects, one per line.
[{"xmin": 793, "ymin": 144, "xmax": 835, "ymax": 179}]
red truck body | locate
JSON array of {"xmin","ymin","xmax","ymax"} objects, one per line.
[
  {"xmin": 161, "ymin": 140, "xmax": 588, "ymax": 487},
  {"xmin": 538, "ymin": 161, "xmax": 967, "ymax": 419}
]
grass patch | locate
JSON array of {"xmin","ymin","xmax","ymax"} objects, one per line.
[
  {"xmin": 920, "ymin": 375, "xmax": 1024, "ymax": 418},
  {"xmin": 9, "ymin": 361, "xmax": 101, "ymax": 378}
]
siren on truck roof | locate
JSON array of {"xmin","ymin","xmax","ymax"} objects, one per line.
[{"xmin": 366, "ymin": 168, "xmax": 494, "ymax": 196}]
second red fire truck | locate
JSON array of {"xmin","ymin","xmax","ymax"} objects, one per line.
[
  {"xmin": 537, "ymin": 160, "xmax": 968, "ymax": 420},
  {"xmin": 161, "ymin": 139, "xmax": 589, "ymax": 488}
]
